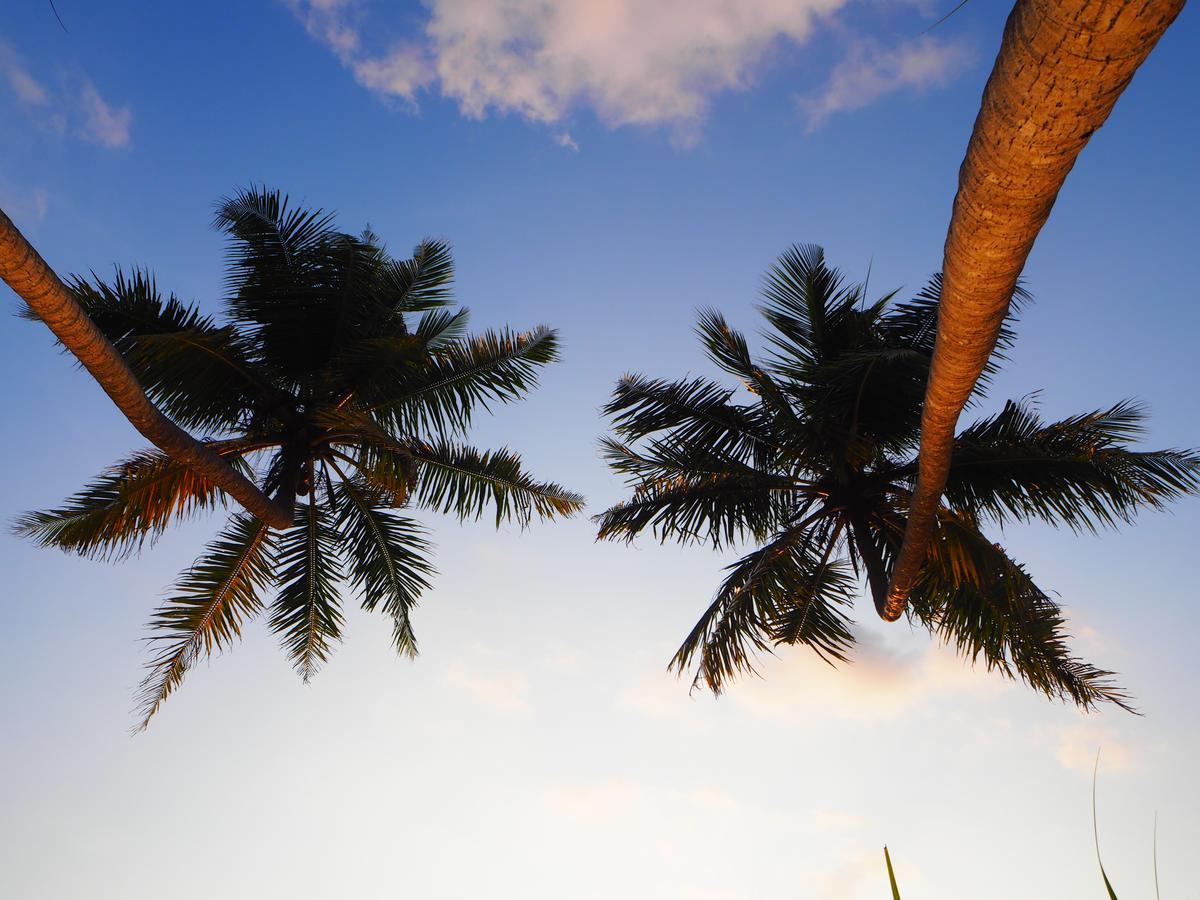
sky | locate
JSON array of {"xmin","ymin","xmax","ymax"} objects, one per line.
[{"xmin": 0, "ymin": 2, "xmax": 1198, "ymax": 898}]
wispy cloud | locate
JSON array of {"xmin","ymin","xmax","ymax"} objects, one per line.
[
  {"xmin": 0, "ymin": 41, "xmax": 49, "ymax": 106},
  {"xmin": 731, "ymin": 630, "xmax": 1006, "ymax": 723},
  {"xmin": 0, "ymin": 184, "xmax": 49, "ymax": 225},
  {"xmin": 79, "ymin": 81, "xmax": 133, "ymax": 148},
  {"xmin": 798, "ymin": 35, "xmax": 972, "ymax": 130},
  {"xmin": 542, "ymin": 777, "xmax": 751, "ymax": 830},
  {"xmin": 0, "ymin": 39, "xmax": 133, "ymax": 148},
  {"xmin": 541, "ymin": 646, "xmax": 583, "ymax": 670},
  {"xmin": 543, "ymin": 777, "xmax": 645, "ymax": 825},
  {"xmin": 443, "ymin": 659, "xmax": 531, "ymax": 713},
  {"xmin": 1051, "ymin": 721, "xmax": 1136, "ymax": 775},
  {"xmin": 619, "ymin": 629, "xmax": 1008, "ymax": 726},
  {"xmin": 553, "ymin": 131, "xmax": 579, "ymax": 152},
  {"xmin": 617, "ymin": 670, "xmax": 715, "ymax": 730},
  {"xmin": 286, "ymin": 1, "xmax": 966, "ymax": 143},
  {"xmin": 812, "ymin": 806, "xmax": 867, "ymax": 830}
]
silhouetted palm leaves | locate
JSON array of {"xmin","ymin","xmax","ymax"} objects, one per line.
[
  {"xmin": 18, "ymin": 187, "xmax": 582, "ymax": 728},
  {"xmin": 597, "ymin": 244, "xmax": 1199, "ymax": 709}
]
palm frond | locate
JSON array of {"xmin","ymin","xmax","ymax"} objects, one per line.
[
  {"xmin": 214, "ymin": 186, "xmax": 347, "ymax": 380},
  {"xmin": 370, "ymin": 326, "xmax": 560, "ymax": 436},
  {"xmin": 347, "ymin": 442, "xmax": 419, "ymax": 507},
  {"xmin": 414, "ymin": 307, "xmax": 471, "ymax": 348},
  {"xmin": 695, "ymin": 309, "xmax": 804, "ymax": 433},
  {"xmin": 328, "ymin": 333, "xmax": 428, "ymax": 406},
  {"xmin": 596, "ymin": 437, "xmax": 799, "ymax": 547},
  {"xmin": 134, "ymin": 514, "xmax": 276, "ymax": 729},
  {"xmin": 50, "ymin": 270, "xmax": 270, "ymax": 431},
  {"xmin": 14, "ymin": 443, "xmax": 257, "ymax": 560},
  {"xmin": 909, "ymin": 509, "xmax": 1133, "ymax": 711},
  {"xmin": 405, "ymin": 439, "xmax": 583, "ymax": 526},
  {"xmin": 331, "ymin": 479, "xmax": 434, "ymax": 657},
  {"xmin": 759, "ymin": 244, "xmax": 839, "ymax": 359},
  {"xmin": 759, "ymin": 243, "xmax": 863, "ymax": 372},
  {"xmin": 378, "ymin": 238, "xmax": 455, "ymax": 316},
  {"xmin": 268, "ymin": 494, "xmax": 345, "ymax": 681},
  {"xmin": 604, "ymin": 374, "xmax": 776, "ymax": 466},
  {"xmin": 881, "ymin": 274, "xmax": 1029, "ymax": 401},
  {"xmin": 945, "ymin": 399, "xmax": 1200, "ymax": 531},
  {"xmin": 322, "ymin": 231, "xmax": 397, "ymax": 358},
  {"xmin": 213, "ymin": 185, "xmax": 337, "ymax": 287},
  {"xmin": 671, "ymin": 521, "xmax": 855, "ymax": 693}
]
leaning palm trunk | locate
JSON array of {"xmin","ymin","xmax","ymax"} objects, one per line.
[
  {"xmin": 0, "ymin": 207, "xmax": 292, "ymax": 529},
  {"xmin": 883, "ymin": 0, "xmax": 1186, "ymax": 621}
]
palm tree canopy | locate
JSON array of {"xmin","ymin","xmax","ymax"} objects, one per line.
[
  {"xmin": 596, "ymin": 244, "xmax": 1199, "ymax": 711},
  {"xmin": 18, "ymin": 187, "xmax": 584, "ymax": 729}
]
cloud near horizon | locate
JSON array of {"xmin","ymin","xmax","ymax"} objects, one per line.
[
  {"xmin": 444, "ymin": 658, "xmax": 532, "ymax": 713},
  {"xmin": 731, "ymin": 629, "xmax": 1008, "ymax": 723},
  {"xmin": 286, "ymin": 0, "xmax": 970, "ymax": 142}
]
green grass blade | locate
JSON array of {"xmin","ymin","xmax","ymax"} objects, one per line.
[
  {"xmin": 884, "ymin": 846, "xmax": 902, "ymax": 900},
  {"xmin": 1153, "ymin": 812, "xmax": 1160, "ymax": 900},
  {"xmin": 1093, "ymin": 750, "xmax": 1120, "ymax": 900}
]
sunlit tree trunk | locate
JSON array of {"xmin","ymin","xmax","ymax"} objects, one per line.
[
  {"xmin": 0, "ymin": 207, "xmax": 292, "ymax": 529},
  {"xmin": 882, "ymin": 0, "xmax": 1186, "ymax": 621}
]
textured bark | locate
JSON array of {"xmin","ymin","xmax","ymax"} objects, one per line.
[
  {"xmin": 1, "ymin": 207, "xmax": 292, "ymax": 529},
  {"xmin": 883, "ymin": 0, "xmax": 1186, "ymax": 621}
]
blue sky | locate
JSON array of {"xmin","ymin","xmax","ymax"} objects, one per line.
[{"xmin": 1, "ymin": 2, "xmax": 1198, "ymax": 898}]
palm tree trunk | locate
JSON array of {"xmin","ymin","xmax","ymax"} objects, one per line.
[
  {"xmin": 882, "ymin": 0, "xmax": 1185, "ymax": 621},
  {"xmin": 1, "ymin": 207, "xmax": 293, "ymax": 529}
]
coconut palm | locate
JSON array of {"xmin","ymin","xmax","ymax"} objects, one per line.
[
  {"xmin": 887, "ymin": 0, "xmax": 1186, "ymax": 616},
  {"xmin": 18, "ymin": 187, "xmax": 583, "ymax": 729},
  {"xmin": 596, "ymin": 245, "xmax": 1199, "ymax": 708}
]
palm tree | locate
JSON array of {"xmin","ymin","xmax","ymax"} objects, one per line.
[
  {"xmin": 886, "ymin": 0, "xmax": 1185, "ymax": 618},
  {"xmin": 17, "ymin": 187, "xmax": 583, "ymax": 729},
  {"xmin": 596, "ymin": 245, "xmax": 1199, "ymax": 708}
]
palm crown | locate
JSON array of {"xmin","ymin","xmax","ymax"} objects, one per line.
[
  {"xmin": 19, "ymin": 187, "xmax": 583, "ymax": 729},
  {"xmin": 596, "ymin": 245, "xmax": 1200, "ymax": 710}
]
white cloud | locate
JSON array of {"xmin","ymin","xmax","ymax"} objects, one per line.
[
  {"xmin": 286, "ymin": 0, "xmax": 363, "ymax": 59},
  {"xmin": 617, "ymin": 670, "xmax": 715, "ymax": 729},
  {"xmin": 352, "ymin": 44, "xmax": 432, "ymax": 104},
  {"xmin": 730, "ymin": 629, "xmax": 1006, "ymax": 723},
  {"xmin": 0, "ymin": 41, "xmax": 48, "ymax": 106},
  {"xmin": 443, "ymin": 659, "xmax": 531, "ymax": 712},
  {"xmin": 419, "ymin": 0, "xmax": 842, "ymax": 132},
  {"xmin": 619, "ymin": 628, "xmax": 1009, "ymax": 726},
  {"xmin": 0, "ymin": 184, "xmax": 49, "ymax": 224},
  {"xmin": 686, "ymin": 786, "xmax": 738, "ymax": 810},
  {"xmin": 287, "ymin": 1, "xmax": 965, "ymax": 142},
  {"xmin": 812, "ymin": 807, "xmax": 866, "ymax": 830},
  {"xmin": 79, "ymin": 81, "xmax": 133, "ymax": 148},
  {"xmin": 0, "ymin": 40, "xmax": 132, "ymax": 148},
  {"xmin": 798, "ymin": 35, "xmax": 972, "ymax": 130},
  {"xmin": 543, "ymin": 777, "xmax": 644, "ymax": 825},
  {"xmin": 1052, "ymin": 721, "xmax": 1136, "ymax": 775},
  {"xmin": 543, "ymin": 778, "xmax": 746, "ymax": 829},
  {"xmin": 541, "ymin": 646, "xmax": 582, "ymax": 670}
]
